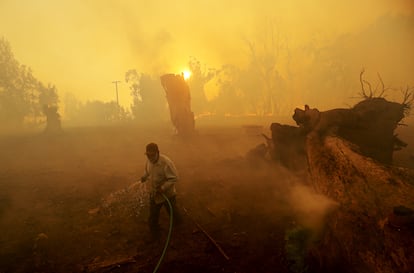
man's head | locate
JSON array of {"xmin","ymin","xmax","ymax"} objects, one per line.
[{"xmin": 145, "ymin": 143, "xmax": 159, "ymax": 163}]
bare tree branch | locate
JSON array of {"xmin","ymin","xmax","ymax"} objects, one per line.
[
  {"xmin": 359, "ymin": 69, "xmax": 373, "ymax": 98},
  {"xmin": 359, "ymin": 69, "xmax": 392, "ymax": 99},
  {"xmin": 359, "ymin": 69, "xmax": 369, "ymax": 98},
  {"xmin": 401, "ymin": 86, "xmax": 414, "ymax": 115},
  {"xmin": 377, "ymin": 72, "xmax": 386, "ymax": 97}
]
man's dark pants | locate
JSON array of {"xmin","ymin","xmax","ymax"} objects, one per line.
[{"xmin": 149, "ymin": 195, "xmax": 181, "ymax": 238}]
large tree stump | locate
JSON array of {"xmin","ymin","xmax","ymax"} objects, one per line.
[
  {"xmin": 160, "ymin": 74, "xmax": 195, "ymax": 137},
  {"xmin": 43, "ymin": 105, "xmax": 62, "ymax": 134}
]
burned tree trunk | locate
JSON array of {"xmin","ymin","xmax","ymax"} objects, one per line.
[
  {"xmin": 290, "ymin": 98, "xmax": 407, "ymax": 165},
  {"xmin": 43, "ymin": 105, "xmax": 62, "ymax": 134},
  {"xmin": 269, "ymin": 123, "xmax": 307, "ymax": 170},
  {"xmin": 342, "ymin": 98, "xmax": 406, "ymax": 164},
  {"xmin": 306, "ymin": 135, "xmax": 414, "ymax": 273},
  {"xmin": 160, "ymin": 74, "xmax": 195, "ymax": 137},
  {"xmin": 267, "ymin": 96, "xmax": 414, "ymax": 272}
]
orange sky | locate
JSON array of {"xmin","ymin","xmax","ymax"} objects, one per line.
[{"xmin": 0, "ymin": 0, "xmax": 413, "ymax": 107}]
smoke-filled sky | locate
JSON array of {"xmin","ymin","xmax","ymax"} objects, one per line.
[{"xmin": 0, "ymin": 0, "xmax": 413, "ymax": 107}]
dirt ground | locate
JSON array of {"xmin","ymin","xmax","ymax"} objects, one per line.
[{"xmin": 1, "ymin": 121, "xmax": 413, "ymax": 273}]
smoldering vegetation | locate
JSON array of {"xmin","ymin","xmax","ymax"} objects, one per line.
[
  {"xmin": 0, "ymin": 122, "xmax": 373, "ymax": 273},
  {"xmin": 0, "ymin": 117, "xmax": 413, "ymax": 272}
]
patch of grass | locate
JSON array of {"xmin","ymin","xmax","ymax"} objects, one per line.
[{"xmin": 285, "ymin": 225, "xmax": 312, "ymax": 273}]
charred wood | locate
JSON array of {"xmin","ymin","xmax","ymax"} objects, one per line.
[{"xmin": 306, "ymin": 135, "xmax": 414, "ymax": 273}]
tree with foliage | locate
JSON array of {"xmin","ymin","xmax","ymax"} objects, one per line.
[
  {"xmin": 0, "ymin": 37, "xmax": 31, "ymax": 128},
  {"xmin": 62, "ymin": 92, "xmax": 82, "ymax": 123},
  {"xmin": 0, "ymin": 37, "xmax": 59, "ymax": 130},
  {"xmin": 125, "ymin": 69, "xmax": 168, "ymax": 124},
  {"xmin": 62, "ymin": 92, "xmax": 130, "ymax": 126},
  {"xmin": 243, "ymin": 23, "xmax": 287, "ymax": 116},
  {"xmin": 187, "ymin": 57, "xmax": 216, "ymax": 115},
  {"xmin": 76, "ymin": 100, "xmax": 124, "ymax": 126},
  {"xmin": 211, "ymin": 64, "xmax": 247, "ymax": 116}
]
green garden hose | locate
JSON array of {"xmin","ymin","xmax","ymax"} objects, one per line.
[{"xmin": 152, "ymin": 193, "xmax": 174, "ymax": 273}]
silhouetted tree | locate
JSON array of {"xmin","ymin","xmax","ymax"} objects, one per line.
[
  {"xmin": 211, "ymin": 64, "xmax": 247, "ymax": 116},
  {"xmin": 0, "ymin": 37, "xmax": 31, "ymax": 128},
  {"xmin": 62, "ymin": 92, "xmax": 131, "ymax": 126},
  {"xmin": 126, "ymin": 69, "xmax": 168, "ymax": 124},
  {"xmin": 43, "ymin": 104, "xmax": 61, "ymax": 134},
  {"xmin": 0, "ymin": 37, "xmax": 60, "ymax": 130},
  {"xmin": 243, "ymin": 22, "xmax": 287, "ymax": 116},
  {"xmin": 125, "ymin": 69, "xmax": 142, "ymax": 112},
  {"xmin": 187, "ymin": 57, "xmax": 216, "ymax": 115},
  {"xmin": 62, "ymin": 92, "xmax": 82, "ymax": 122},
  {"xmin": 75, "ymin": 100, "xmax": 122, "ymax": 125}
]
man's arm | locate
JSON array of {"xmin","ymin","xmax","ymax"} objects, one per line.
[
  {"xmin": 129, "ymin": 162, "xmax": 149, "ymax": 191},
  {"xmin": 159, "ymin": 161, "xmax": 178, "ymax": 192},
  {"xmin": 141, "ymin": 161, "xmax": 150, "ymax": 182}
]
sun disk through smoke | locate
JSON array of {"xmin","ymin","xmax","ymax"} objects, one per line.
[{"xmin": 182, "ymin": 70, "xmax": 191, "ymax": 80}]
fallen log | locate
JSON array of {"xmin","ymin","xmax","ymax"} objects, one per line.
[
  {"xmin": 291, "ymin": 98, "xmax": 407, "ymax": 165},
  {"xmin": 305, "ymin": 134, "xmax": 414, "ymax": 272},
  {"xmin": 264, "ymin": 93, "xmax": 414, "ymax": 272}
]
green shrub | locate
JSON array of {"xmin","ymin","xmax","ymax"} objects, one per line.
[{"xmin": 285, "ymin": 226, "xmax": 312, "ymax": 273}]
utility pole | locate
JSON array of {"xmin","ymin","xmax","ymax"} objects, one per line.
[{"xmin": 112, "ymin": 80, "xmax": 121, "ymax": 107}]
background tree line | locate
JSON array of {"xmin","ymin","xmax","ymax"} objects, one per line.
[
  {"xmin": 0, "ymin": 37, "xmax": 59, "ymax": 131},
  {"xmin": 1, "ymin": 14, "xmax": 412, "ymax": 130},
  {"xmin": 124, "ymin": 14, "xmax": 413, "ymax": 124}
]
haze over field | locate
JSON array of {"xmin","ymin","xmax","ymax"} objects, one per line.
[
  {"xmin": 1, "ymin": 0, "xmax": 414, "ymax": 122},
  {"xmin": 1, "ymin": 2, "xmax": 414, "ymax": 272}
]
